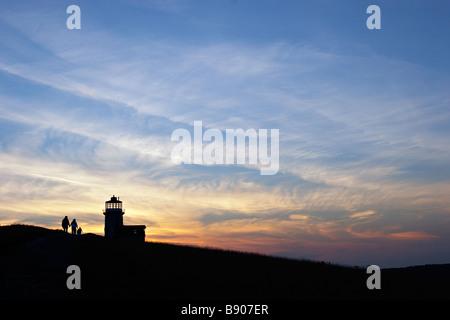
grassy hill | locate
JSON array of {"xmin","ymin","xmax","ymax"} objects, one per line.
[{"xmin": 0, "ymin": 224, "xmax": 449, "ymax": 300}]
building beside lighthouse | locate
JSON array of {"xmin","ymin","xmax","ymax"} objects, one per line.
[{"xmin": 103, "ymin": 195, "xmax": 146, "ymax": 242}]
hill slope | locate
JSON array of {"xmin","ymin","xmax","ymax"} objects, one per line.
[{"xmin": 0, "ymin": 225, "xmax": 449, "ymax": 300}]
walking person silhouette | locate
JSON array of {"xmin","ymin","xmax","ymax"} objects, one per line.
[
  {"xmin": 70, "ymin": 219, "xmax": 78, "ymax": 235},
  {"xmin": 62, "ymin": 216, "xmax": 70, "ymax": 233}
]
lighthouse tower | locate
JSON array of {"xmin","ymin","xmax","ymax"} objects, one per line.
[
  {"xmin": 102, "ymin": 195, "xmax": 146, "ymax": 241},
  {"xmin": 103, "ymin": 195, "xmax": 124, "ymax": 238}
]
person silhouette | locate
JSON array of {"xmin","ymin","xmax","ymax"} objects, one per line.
[
  {"xmin": 62, "ymin": 216, "xmax": 70, "ymax": 233},
  {"xmin": 70, "ymin": 219, "xmax": 78, "ymax": 235},
  {"xmin": 77, "ymin": 227, "xmax": 82, "ymax": 235}
]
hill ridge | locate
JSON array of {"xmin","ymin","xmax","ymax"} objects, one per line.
[{"xmin": 0, "ymin": 224, "xmax": 449, "ymax": 299}]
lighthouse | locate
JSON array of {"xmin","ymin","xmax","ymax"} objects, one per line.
[
  {"xmin": 103, "ymin": 195, "xmax": 146, "ymax": 241},
  {"xmin": 103, "ymin": 195, "xmax": 124, "ymax": 238}
]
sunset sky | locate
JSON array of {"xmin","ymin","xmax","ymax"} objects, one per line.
[{"xmin": 1, "ymin": 0, "xmax": 449, "ymax": 268}]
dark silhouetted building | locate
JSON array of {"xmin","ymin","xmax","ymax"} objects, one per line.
[{"xmin": 103, "ymin": 195, "xmax": 146, "ymax": 242}]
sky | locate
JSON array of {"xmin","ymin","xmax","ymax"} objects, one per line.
[{"xmin": 0, "ymin": 0, "xmax": 449, "ymax": 268}]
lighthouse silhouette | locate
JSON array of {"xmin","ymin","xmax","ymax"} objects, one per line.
[{"xmin": 103, "ymin": 195, "xmax": 146, "ymax": 241}]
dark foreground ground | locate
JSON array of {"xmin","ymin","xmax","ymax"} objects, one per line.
[{"xmin": 0, "ymin": 225, "xmax": 449, "ymax": 300}]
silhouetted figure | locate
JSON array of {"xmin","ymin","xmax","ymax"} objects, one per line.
[
  {"xmin": 62, "ymin": 216, "xmax": 70, "ymax": 233},
  {"xmin": 71, "ymin": 219, "xmax": 78, "ymax": 235},
  {"xmin": 77, "ymin": 227, "xmax": 82, "ymax": 235}
]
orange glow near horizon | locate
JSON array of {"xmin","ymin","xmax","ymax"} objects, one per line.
[{"xmin": 0, "ymin": 149, "xmax": 449, "ymax": 268}]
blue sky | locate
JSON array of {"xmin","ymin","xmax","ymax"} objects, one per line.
[{"xmin": 0, "ymin": 0, "xmax": 449, "ymax": 268}]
